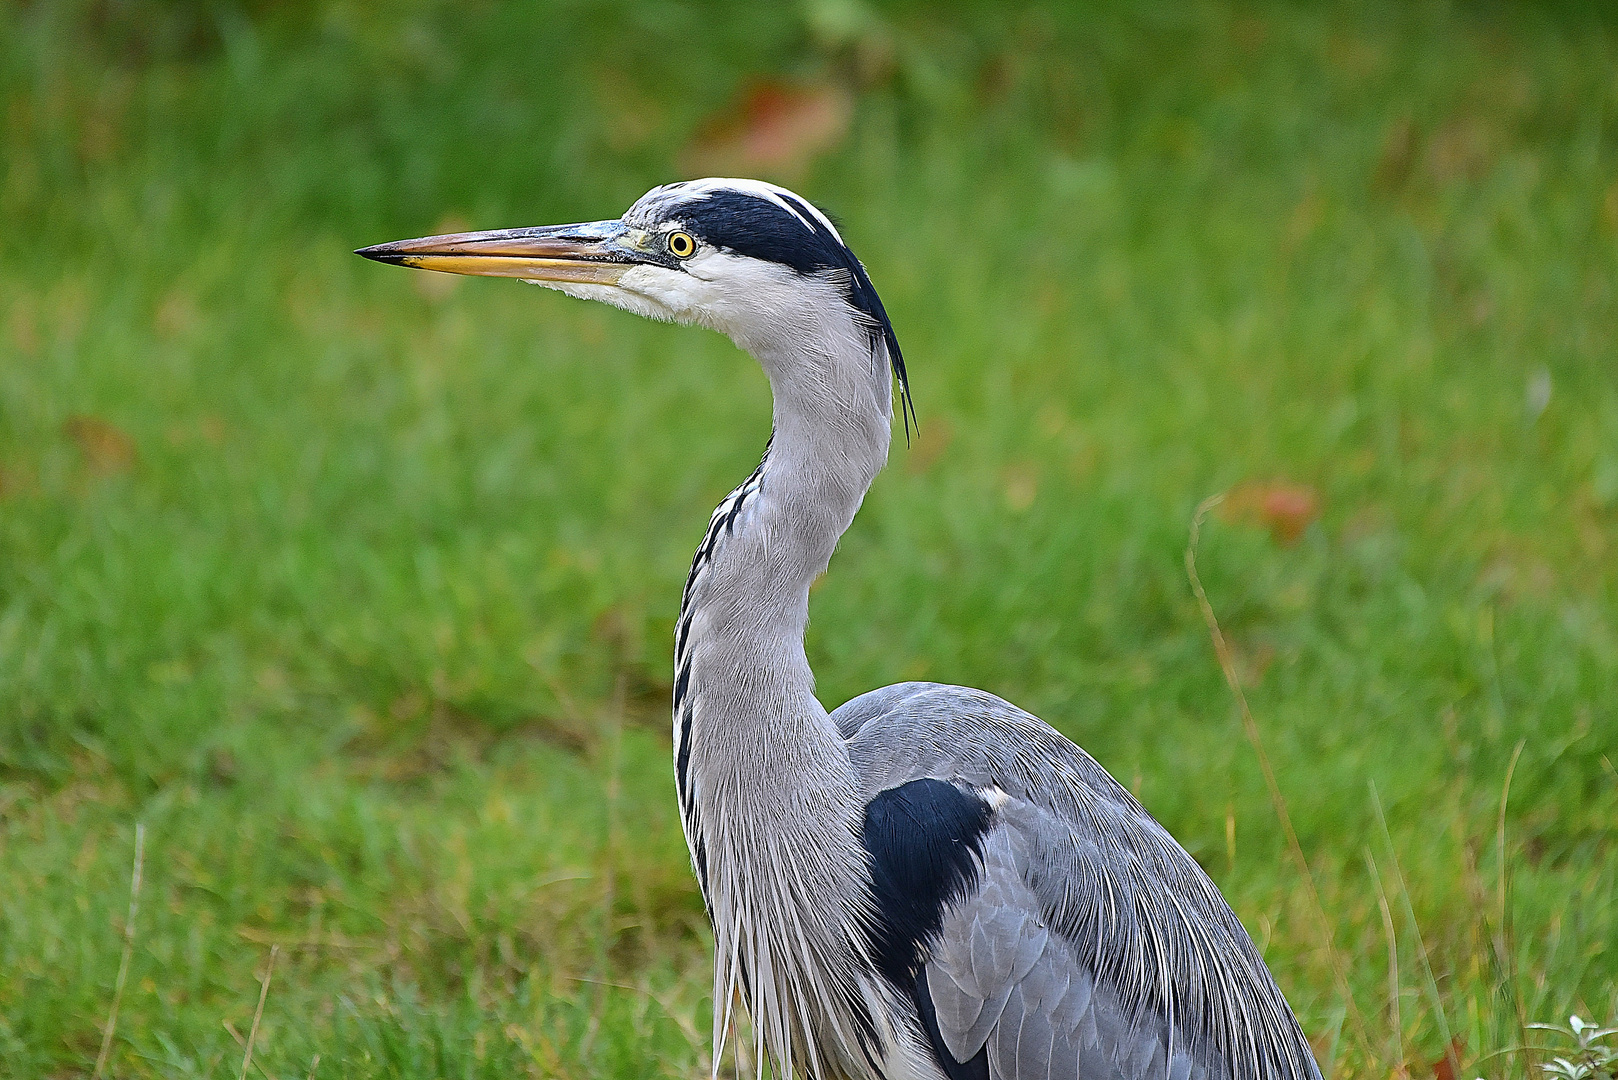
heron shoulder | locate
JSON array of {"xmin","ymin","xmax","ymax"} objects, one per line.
[
  {"xmin": 833, "ymin": 682, "xmax": 1134, "ymax": 809},
  {"xmin": 835, "ymin": 683, "xmax": 1324, "ymax": 1080}
]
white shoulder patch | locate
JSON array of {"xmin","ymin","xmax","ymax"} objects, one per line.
[{"xmin": 978, "ymin": 785, "xmax": 1012, "ymax": 810}]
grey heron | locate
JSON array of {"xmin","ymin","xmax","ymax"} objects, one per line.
[{"xmin": 358, "ymin": 178, "xmax": 1323, "ymax": 1080}]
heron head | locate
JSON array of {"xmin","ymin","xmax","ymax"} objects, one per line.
[{"xmin": 358, "ymin": 178, "xmax": 912, "ymax": 433}]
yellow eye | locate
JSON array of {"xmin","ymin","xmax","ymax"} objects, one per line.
[{"xmin": 667, "ymin": 231, "xmax": 696, "ymax": 258}]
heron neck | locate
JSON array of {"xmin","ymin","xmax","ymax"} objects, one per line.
[
  {"xmin": 682, "ymin": 363, "xmax": 890, "ymax": 701},
  {"xmin": 672, "ymin": 324, "xmax": 894, "ymax": 847}
]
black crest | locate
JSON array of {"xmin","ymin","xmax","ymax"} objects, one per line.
[{"xmin": 675, "ymin": 187, "xmax": 917, "ymax": 440}]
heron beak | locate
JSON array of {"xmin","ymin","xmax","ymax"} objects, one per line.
[{"xmin": 355, "ymin": 220, "xmax": 637, "ymax": 284}]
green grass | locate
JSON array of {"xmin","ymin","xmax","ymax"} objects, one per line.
[{"xmin": 2, "ymin": 0, "xmax": 1617, "ymax": 1076}]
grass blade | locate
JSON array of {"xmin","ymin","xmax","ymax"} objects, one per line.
[
  {"xmin": 1364, "ymin": 848, "xmax": 1407, "ymax": 1078},
  {"xmin": 1369, "ymin": 780, "xmax": 1461, "ymax": 1080}
]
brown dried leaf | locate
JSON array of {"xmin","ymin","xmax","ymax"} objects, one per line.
[
  {"xmin": 63, "ymin": 415, "xmax": 137, "ymax": 475},
  {"xmin": 680, "ymin": 80, "xmax": 852, "ymax": 179}
]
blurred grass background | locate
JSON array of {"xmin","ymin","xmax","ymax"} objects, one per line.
[{"xmin": 2, "ymin": 0, "xmax": 1617, "ymax": 1076}]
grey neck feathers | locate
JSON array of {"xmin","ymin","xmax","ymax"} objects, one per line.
[{"xmin": 672, "ymin": 289, "xmax": 897, "ymax": 1079}]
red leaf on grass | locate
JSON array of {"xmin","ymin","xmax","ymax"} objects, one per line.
[
  {"xmin": 680, "ymin": 80, "xmax": 852, "ymax": 179},
  {"xmin": 1430, "ymin": 1036, "xmax": 1466, "ymax": 1080},
  {"xmin": 1220, "ymin": 480, "xmax": 1320, "ymax": 545}
]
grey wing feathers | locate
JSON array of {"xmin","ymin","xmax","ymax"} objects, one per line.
[{"xmin": 834, "ymin": 683, "xmax": 1322, "ymax": 1080}]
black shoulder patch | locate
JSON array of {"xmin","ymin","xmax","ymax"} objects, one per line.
[
  {"xmin": 861, "ymin": 778, "xmax": 993, "ymax": 987},
  {"xmin": 863, "ymin": 779, "xmax": 993, "ymax": 1080}
]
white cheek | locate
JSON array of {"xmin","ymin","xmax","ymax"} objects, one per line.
[
  {"xmin": 618, "ymin": 264, "xmax": 721, "ymax": 322},
  {"xmin": 527, "ymin": 253, "xmax": 862, "ymax": 363},
  {"xmin": 526, "ymin": 272, "xmax": 686, "ymax": 324},
  {"xmin": 676, "ymin": 253, "xmax": 819, "ymax": 343}
]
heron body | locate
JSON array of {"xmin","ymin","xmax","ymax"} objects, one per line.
[{"xmin": 359, "ymin": 179, "xmax": 1323, "ymax": 1080}]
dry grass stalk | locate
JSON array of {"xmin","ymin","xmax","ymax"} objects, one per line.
[
  {"xmin": 240, "ymin": 944, "xmax": 279, "ymax": 1080},
  {"xmin": 1186, "ymin": 493, "xmax": 1376, "ymax": 1069},
  {"xmin": 92, "ymin": 822, "xmax": 145, "ymax": 1080},
  {"xmin": 1369, "ymin": 782, "xmax": 1462, "ymax": 1080},
  {"xmin": 1494, "ymin": 741, "xmax": 1532, "ymax": 1070}
]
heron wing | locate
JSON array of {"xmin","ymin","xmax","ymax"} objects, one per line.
[{"xmin": 835, "ymin": 682, "xmax": 1321, "ymax": 1080}]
